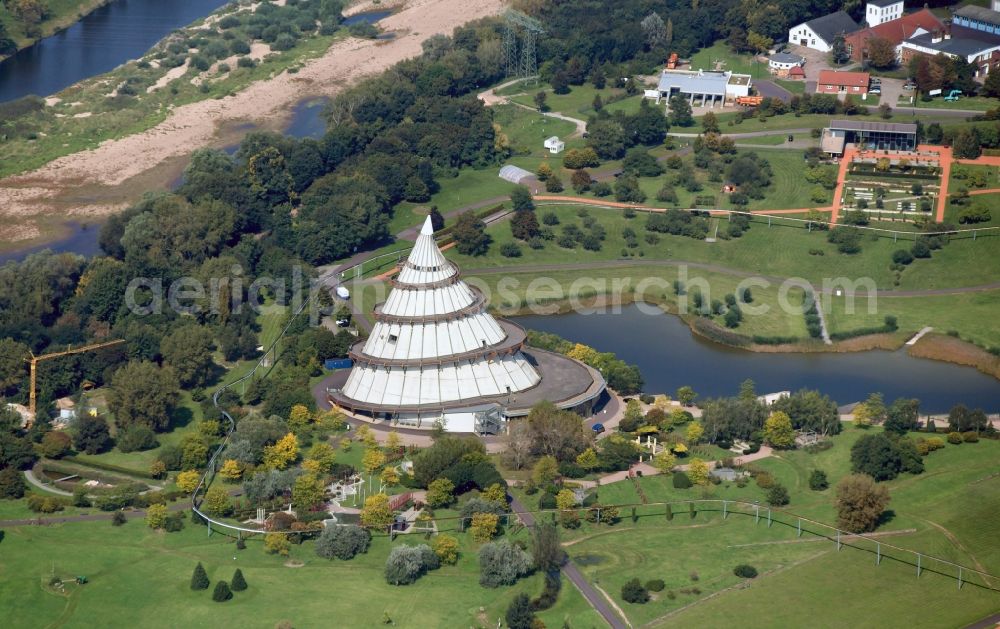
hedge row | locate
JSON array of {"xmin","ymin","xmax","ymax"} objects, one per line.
[
  {"xmin": 828, "ymin": 325, "xmax": 894, "ymax": 341},
  {"xmin": 61, "ymin": 456, "xmax": 157, "ymax": 480},
  {"xmin": 692, "ymin": 317, "xmax": 751, "ymax": 348},
  {"xmin": 751, "ymin": 335, "xmax": 800, "ymax": 345}
]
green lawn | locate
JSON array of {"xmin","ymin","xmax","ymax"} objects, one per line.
[
  {"xmin": 734, "ymin": 134, "xmax": 800, "ymax": 146},
  {"xmin": 909, "ymin": 95, "xmax": 1000, "ymax": 111},
  {"xmin": 0, "ymin": 517, "xmax": 600, "ymax": 628},
  {"xmin": 775, "ymin": 79, "xmax": 806, "ymax": 95},
  {"xmin": 687, "ymin": 41, "xmax": 764, "ymax": 78}
]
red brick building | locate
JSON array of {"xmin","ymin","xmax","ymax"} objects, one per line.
[
  {"xmin": 816, "ymin": 70, "xmax": 870, "ymax": 95},
  {"xmin": 843, "ymin": 8, "xmax": 944, "ymax": 63}
]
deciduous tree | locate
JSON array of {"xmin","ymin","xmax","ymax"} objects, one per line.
[
  {"xmin": 763, "ymin": 411, "xmax": 795, "ymax": 448},
  {"xmin": 835, "ymin": 474, "xmax": 890, "ymax": 533},
  {"xmin": 687, "ymin": 457, "xmax": 710, "ymax": 485},
  {"xmin": 360, "ymin": 493, "xmax": 394, "ymax": 530}
]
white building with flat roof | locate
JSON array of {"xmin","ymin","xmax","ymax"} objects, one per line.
[{"xmin": 655, "ymin": 69, "xmax": 751, "ymax": 108}]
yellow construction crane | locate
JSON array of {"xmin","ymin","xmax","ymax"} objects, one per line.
[{"xmin": 24, "ymin": 339, "xmax": 126, "ymax": 420}]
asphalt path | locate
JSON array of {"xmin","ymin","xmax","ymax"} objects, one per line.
[{"xmin": 509, "ymin": 495, "xmax": 627, "ymax": 629}]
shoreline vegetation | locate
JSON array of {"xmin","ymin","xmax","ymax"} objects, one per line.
[
  {"xmin": 497, "ymin": 293, "xmax": 1000, "ymax": 381},
  {"xmin": 0, "ymin": 0, "xmax": 506, "ymax": 247},
  {"xmin": 0, "ymin": 0, "xmax": 111, "ymax": 63}
]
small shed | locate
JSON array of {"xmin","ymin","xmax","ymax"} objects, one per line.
[
  {"xmin": 544, "ymin": 136, "xmax": 565, "ymax": 154},
  {"xmin": 788, "ymin": 65, "xmax": 806, "ymax": 80}
]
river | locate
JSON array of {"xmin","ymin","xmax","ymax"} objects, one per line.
[
  {"xmin": 0, "ymin": 0, "xmax": 232, "ymax": 103},
  {"xmin": 516, "ymin": 305, "xmax": 1000, "ymax": 413}
]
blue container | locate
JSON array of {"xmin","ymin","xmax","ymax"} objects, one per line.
[{"xmin": 324, "ymin": 358, "xmax": 353, "ymax": 370}]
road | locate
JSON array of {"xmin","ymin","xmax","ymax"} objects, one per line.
[{"xmin": 508, "ymin": 495, "xmax": 628, "ymax": 629}]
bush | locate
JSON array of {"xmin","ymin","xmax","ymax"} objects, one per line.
[
  {"xmin": 947, "ymin": 432, "xmax": 963, "ymax": 444},
  {"xmin": 231, "ymin": 568, "xmax": 247, "ymax": 592},
  {"xmin": 672, "ymin": 471, "xmax": 692, "ymax": 488},
  {"xmin": 479, "ymin": 540, "xmax": 533, "ymax": 588},
  {"xmin": 538, "ymin": 492, "xmax": 557, "ymax": 509},
  {"xmin": 384, "ymin": 544, "xmax": 439, "ymax": 585},
  {"xmin": 808, "ymin": 469, "xmax": 829, "ymax": 491},
  {"xmin": 891, "ymin": 249, "xmax": 914, "ymax": 265},
  {"xmin": 315, "ymin": 524, "xmax": 371, "ymax": 560},
  {"xmin": 500, "ymin": 243, "xmax": 522, "ymax": 258},
  {"xmin": 622, "ymin": 578, "xmax": 650, "ymax": 604},
  {"xmin": 191, "ymin": 562, "xmax": 210, "ymax": 590},
  {"xmin": 117, "ymin": 425, "xmax": 159, "ymax": 453},
  {"xmin": 766, "ymin": 484, "xmax": 790, "ymax": 506},
  {"xmin": 112, "ymin": 511, "xmax": 127, "ymax": 526},
  {"xmin": 212, "ymin": 580, "xmax": 233, "ymax": 602},
  {"xmin": 733, "ymin": 564, "xmax": 758, "ymax": 578},
  {"xmin": 645, "ymin": 579, "xmax": 665, "ymax": 592},
  {"xmin": 962, "ymin": 431, "xmax": 980, "ymax": 443}
]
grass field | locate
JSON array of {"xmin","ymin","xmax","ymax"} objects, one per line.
[
  {"xmin": 506, "ymin": 430, "xmax": 1000, "ymax": 627},
  {"xmin": 0, "ymin": 0, "xmax": 106, "ymax": 54},
  {"xmin": 0, "ymin": 517, "xmax": 601, "ymax": 629}
]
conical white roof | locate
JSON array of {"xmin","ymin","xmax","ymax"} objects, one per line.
[{"xmin": 336, "ymin": 213, "xmax": 542, "ymax": 410}]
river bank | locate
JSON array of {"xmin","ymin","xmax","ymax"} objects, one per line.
[
  {"xmin": 0, "ymin": 0, "xmax": 110, "ymax": 64},
  {"xmin": 499, "ymin": 293, "xmax": 1000, "ymax": 391},
  {"xmin": 0, "ymin": 0, "xmax": 505, "ymax": 249}
]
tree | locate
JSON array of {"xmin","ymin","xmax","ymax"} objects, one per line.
[
  {"xmin": 479, "ymin": 540, "xmax": 533, "ymax": 587},
  {"xmin": 953, "ymin": 128, "xmax": 982, "ymax": 160},
  {"xmin": 575, "ymin": 448, "xmax": 599, "ymax": 471},
  {"xmin": 676, "ymin": 386, "xmax": 697, "ymax": 406},
  {"xmin": 884, "ymin": 398, "xmax": 919, "ymax": 435},
  {"xmin": 380, "ymin": 466, "xmax": 400, "ymax": 486},
  {"xmin": 231, "ymin": 569, "xmax": 247, "ymax": 592},
  {"xmin": 853, "ymin": 392, "xmax": 886, "ymax": 428},
  {"xmin": 362, "ymin": 447, "xmax": 387, "ymax": 474},
  {"xmin": 292, "ymin": 473, "xmax": 326, "ymax": 510},
  {"xmin": 685, "ymin": 421, "xmax": 704, "ymax": 444},
  {"xmin": 288, "ymin": 404, "xmax": 313, "ymax": 432},
  {"xmin": 702, "ymin": 111, "xmax": 720, "ymax": 133},
  {"xmin": 831, "ymin": 35, "xmax": 849, "ymax": 65},
  {"xmin": 836, "ymin": 474, "xmax": 890, "ymax": 533},
  {"xmin": 865, "ymin": 37, "xmax": 897, "ymax": 69},
  {"xmin": 452, "ymin": 212, "xmax": 491, "ymax": 256},
  {"xmin": 160, "ymin": 325, "xmax": 216, "ymax": 388},
  {"xmin": 983, "ymin": 70, "xmax": 1000, "ymax": 98},
  {"xmin": 534, "ymin": 91, "xmax": 548, "ymax": 111},
  {"xmin": 176, "ymin": 470, "xmax": 201, "ymax": 494},
  {"xmin": 212, "ymin": 580, "xmax": 233, "ymax": 602},
  {"xmin": 535, "ymin": 163, "xmax": 553, "ymax": 182},
  {"xmin": 851, "ymin": 432, "xmax": 923, "ymax": 480},
  {"xmin": 766, "ymin": 484, "xmax": 790, "ymax": 506},
  {"xmin": 506, "ymin": 593, "xmax": 536, "ymax": 629},
  {"xmin": 948, "ymin": 404, "xmax": 989, "ymax": 433},
  {"xmin": 470, "ymin": 512, "xmax": 499, "ymax": 542},
  {"xmin": 0, "ymin": 338, "xmax": 28, "ymax": 395},
  {"xmin": 511, "ymin": 209, "xmax": 540, "ymax": 241},
  {"xmin": 652, "ymin": 449, "xmax": 677, "ymax": 474},
  {"xmin": 0, "ymin": 467, "xmax": 27, "ymax": 499},
  {"xmin": 763, "ymin": 411, "xmax": 795, "ymax": 448},
  {"xmin": 145, "ymin": 503, "xmax": 168, "ymax": 529},
  {"xmin": 428, "ymin": 206, "xmax": 445, "ymax": 232},
  {"xmin": 531, "ymin": 455, "xmax": 560, "ymax": 486},
  {"xmin": 545, "ymin": 174, "xmax": 564, "ymax": 193},
  {"xmin": 264, "ymin": 533, "xmax": 290, "ymax": 556},
  {"xmin": 530, "ymin": 522, "xmax": 564, "ymax": 573},
  {"xmin": 107, "ymin": 361, "xmax": 181, "ymax": 432},
  {"xmin": 586, "ymin": 119, "xmax": 627, "ymax": 159},
  {"xmin": 315, "ymin": 524, "xmax": 372, "ymax": 560},
  {"xmin": 307, "ymin": 442, "xmax": 337, "ymax": 475},
  {"xmin": 510, "ymin": 185, "xmax": 535, "ymax": 212},
  {"xmin": 552, "ymin": 71, "xmax": 570, "ymax": 94},
  {"xmin": 622, "ymin": 578, "xmax": 650, "ymax": 604},
  {"xmin": 191, "ymin": 562, "xmax": 210, "ymax": 590},
  {"xmin": 39, "ymin": 431, "xmax": 72, "ymax": 458},
  {"xmin": 687, "ymin": 458, "xmax": 710, "ymax": 485},
  {"xmin": 668, "ymin": 94, "xmax": 693, "ymax": 127},
  {"xmin": 204, "ymin": 486, "xmax": 231, "ymax": 516},
  {"xmin": 360, "ymin": 493, "xmax": 394, "ymax": 530},
  {"xmin": 809, "ymin": 469, "xmax": 829, "ymax": 491},
  {"xmin": 432, "ymin": 534, "xmax": 460, "ymax": 564},
  {"xmin": 383, "ymin": 543, "xmax": 440, "ymax": 585},
  {"xmin": 263, "ymin": 432, "xmax": 299, "ymax": 470},
  {"xmin": 426, "ymin": 477, "xmax": 455, "ymax": 508},
  {"xmin": 563, "ymin": 148, "xmax": 600, "ymax": 169}
]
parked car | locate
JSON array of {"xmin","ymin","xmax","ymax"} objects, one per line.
[
  {"xmin": 903, "ymin": 82, "xmax": 916, "ymax": 91},
  {"xmin": 591, "ymin": 423, "xmax": 605, "ymax": 434},
  {"xmin": 869, "ymin": 86, "xmax": 881, "ymax": 94}
]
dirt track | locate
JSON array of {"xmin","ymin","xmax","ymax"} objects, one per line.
[{"xmin": 0, "ymin": 0, "xmax": 505, "ymax": 244}]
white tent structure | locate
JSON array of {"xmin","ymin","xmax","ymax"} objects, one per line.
[{"xmin": 331, "ymin": 216, "xmax": 545, "ymax": 432}]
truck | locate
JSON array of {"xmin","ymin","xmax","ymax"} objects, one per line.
[
  {"xmin": 335, "ymin": 286, "xmax": 350, "ymax": 300},
  {"xmin": 667, "ymin": 52, "xmax": 679, "ymax": 69},
  {"xmin": 736, "ymin": 95, "xmax": 763, "ymax": 107}
]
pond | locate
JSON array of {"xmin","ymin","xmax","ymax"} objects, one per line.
[
  {"xmin": 515, "ymin": 305, "xmax": 1000, "ymax": 413},
  {"xmin": 0, "ymin": 222, "xmax": 103, "ymax": 265}
]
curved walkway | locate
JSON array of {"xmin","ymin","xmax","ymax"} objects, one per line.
[{"xmin": 24, "ymin": 470, "xmax": 72, "ymax": 496}]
